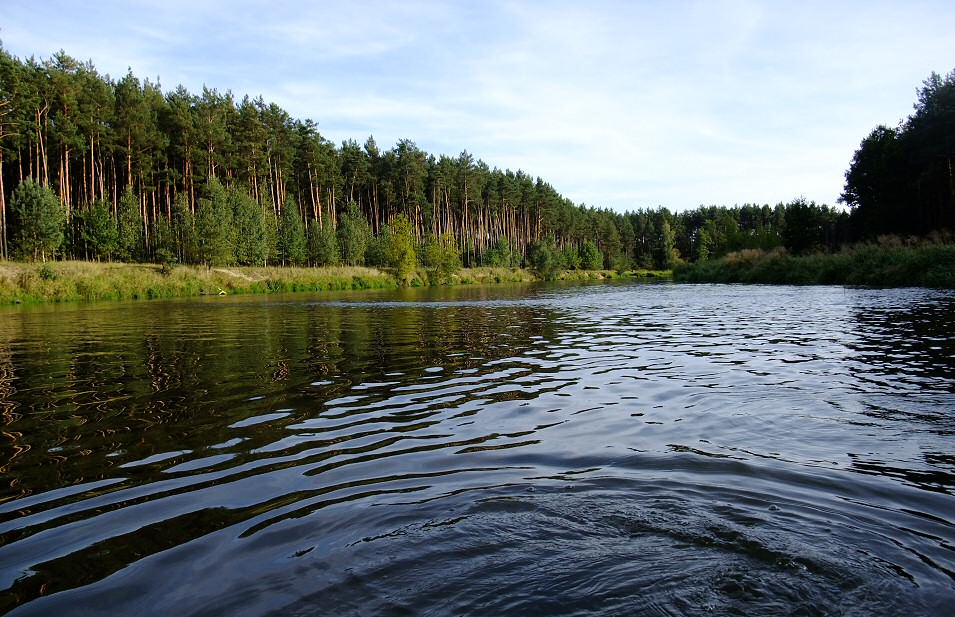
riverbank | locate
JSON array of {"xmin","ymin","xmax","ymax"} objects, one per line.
[
  {"xmin": 0, "ymin": 261, "xmax": 668, "ymax": 305},
  {"xmin": 673, "ymin": 241, "xmax": 955, "ymax": 288}
]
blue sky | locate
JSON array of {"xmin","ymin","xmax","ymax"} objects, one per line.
[{"xmin": 2, "ymin": 1, "xmax": 952, "ymax": 212}]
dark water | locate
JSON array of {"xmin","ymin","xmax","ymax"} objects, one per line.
[{"xmin": 1, "ymin": 282, "xmax": 954, "ymax": 616}]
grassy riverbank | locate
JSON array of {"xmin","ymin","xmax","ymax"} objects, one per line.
[
  {"xmin": 0, "ymin": 261, "xmax": 667, "ymax": 305},
  {"xmin": 673, "ymin": 240, "xmax": 955, "ymax": 288},
  {"xmin": 0, "ymin": 262, "xmax": 399, "ymax": 304}
]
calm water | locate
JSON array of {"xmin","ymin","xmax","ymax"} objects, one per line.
[{"xmin": 1, "ymin": 282, "xmax": 954, "ymax": 616}]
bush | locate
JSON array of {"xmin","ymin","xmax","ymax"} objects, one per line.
[{"xmin": 528, "ymin": 238, "xmax": 561, "ymax": 281}]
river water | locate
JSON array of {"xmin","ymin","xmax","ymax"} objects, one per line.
[{"xmin": 0, "ymin": 281, "xmax": 953, "ymax": 615}]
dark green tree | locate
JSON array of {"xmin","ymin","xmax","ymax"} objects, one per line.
[
  {"xmin": 528, "ymin": 237, "xmax": 560, "ymax": 280},
  {"xmin": 116, "ymin": 186, "xmax": 144, "ymax": 261},
  {"xmin": 782, "ymin": 198, "xmax": 824, "ymax": 255},
  {"xmin": 231, "ymin": 188, "xmax": 266, "ymax": 265},
  {"xmin": 80, "ymin": 199, "xmax": 118, "ymax": 261},
  {"xmin": 10, "ymin": 178, "xmax": 65, "ymax": 261},
  {"xmin": 581, "ymin": 240, "xmax": 602, "ymax": 270},
  {"xmin": 277, "ymin": 198, "xmax": 306, "ymax": 266},
  {"xmin": 308, "ymin": 224, "xmax": 340, "ymax": 267},
  {"xmin": 195, "ymin": 178, "xmax": 234, "ymax": 266},
  {"xmin": 337, "ymin": 203, "xmax": 372, "ymax": 265}
]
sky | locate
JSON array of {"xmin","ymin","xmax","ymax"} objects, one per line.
[{"xmin": 2, "ymin": 0, "xmax": 952, "ymax": 212}]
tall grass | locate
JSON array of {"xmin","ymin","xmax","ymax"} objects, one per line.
[
  {"xmin": 0, "ymin": 262, "xmax": 397, "ymax": 304},
  {"xmin": 0, "ymin": 261, "xmax": 675, "ymax": 305},
  {"xmin": 673, "ymin": 239, "xmax": 955, "ymax": 288}
]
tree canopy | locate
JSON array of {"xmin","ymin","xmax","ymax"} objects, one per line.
[
  {"xmin": 2, "ymin": 45, "xmax": 947, "ymax": 272},
  {"xmin": 841, "ymin": 69, "xmax": 955, "ymax": 237}
]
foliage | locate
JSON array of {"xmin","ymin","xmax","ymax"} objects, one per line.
[
  {"xmin": 658, "ymin": 219, "xmax": 680, "ymax": 269},
  {"xmin": 424, "ymin": 231, "xmax": 461, "ymax": 283},
  {"xmin": 841, "ymin": 69, "xmax": 955, "ymax": 238},
  {"xmin": 10, "ymin": 178, "xmax": 66, "ymax": 261},
  {"xmin": 1, "ymin": 45, "xmax": 950, "ymax": 280},
  {"xmin": 528, "ymin": 237, "xmax": 561, "ymax": 281},
  {"xmin": 484, "ymin": 236, "xmax": 514, "ymax": 267},
  {"xmin": 172, "ymin": 193, "xmax": 197, "ymax": 264},
  {"xmin": 308, "ymin": 224, "xmax": 340, "ymax": 267},
  {"xmin": 231, "ymin": 188, "xmax": 267, "ymax": 265},
  {"xmin": 561, "ymin": 244, "xmax": 582, "ymax": 270},
  {"xmin": 277, "ymin": 198, "xmax": 307, "ymax": 266},
  {"xmin": 195, "ymin": 178, "xmax": 234, "ymax": 266},
  {"xmin": 116, "ymin": 186, "xmax": 144, "ymax": 262},
  {"xmin": 77, "ymin": 199, "xmax": 118, "ymax": 261},
  {"xmin": 673, "ymin": 239, "xmax": 955, "ymax": 288},
  {"xmin": 337, "ymin": 204, "xmax": 372, "ymax": 265},
  {"xmin": 384, "ymin": 213, "xmax": 418, "ymax": 282},
  {"xmin": 581, "ymin": 240, "xmax": 602, "ymax": 270}
]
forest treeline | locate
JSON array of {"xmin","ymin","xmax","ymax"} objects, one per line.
[
  {"xmin": 0, "ymin": 45, "xmax": 951, "ymax": 275},
  {"xmin": 840, "ymin": 69, "xmax": 955, "ymax": 237}
]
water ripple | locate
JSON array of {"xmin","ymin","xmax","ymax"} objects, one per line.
[{"xmin": 1, "ymin": 283, "xmax": 954, "ymax": 614}]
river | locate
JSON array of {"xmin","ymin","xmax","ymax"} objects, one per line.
[{"xmin": 1, "ymin": 281, "xmax": 953, "ymax": 615}]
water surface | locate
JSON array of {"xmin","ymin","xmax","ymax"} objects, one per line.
[{"xmin": 1, "ymin": 282, "xmax": 954, "ymax": 615}]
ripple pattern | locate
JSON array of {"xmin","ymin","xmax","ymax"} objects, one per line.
[{"xmin": 1, "ymin": 283, "xmax": 954, "ymax": 615}]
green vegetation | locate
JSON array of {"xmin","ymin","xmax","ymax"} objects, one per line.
[
  {"xmin": 0, "ymin": 260, "xmax": 670, "ymax": 305},
  {"xmin": 674, "ymin": 238, "xmax": 955, "ymax": 288},
  {"xmin": 840, "ymin": 70, "xmax": 955, "ymax": 238},
  {"xmin": 0, "ymin": 262, "xmax": 395, "ymax": 304},
  {"xmin": 9, "ymin": 178, "xmax": 65, "ymax": 261},
  {"xmin": 0, "ymin": 44, "xmax": 951, "ymax": 290}
]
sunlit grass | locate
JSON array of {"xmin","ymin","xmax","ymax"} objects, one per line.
[
  {"xmin": 0, "ymin": 262, "xmax": 397, "ymax": 304},
  {"xmin": 0, "ymin": 261, "xmax": 677, "ymax": 305}
]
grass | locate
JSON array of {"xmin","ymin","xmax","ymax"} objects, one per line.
[
  {"xmin": 0, "ymin": 262, "xmax": 398, "ymax": 305},
  {"xmin": 673, "ymin": 239, "xmax": 955, "ymax": 288},
  {"xmin": 0, "ymin": 261, "xmax": 669, "ymax": 305}
]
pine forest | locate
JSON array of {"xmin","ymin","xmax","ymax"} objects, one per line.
[{"xmin": 1, "ymin": 46, "xmax": 953, "ymax": 275}]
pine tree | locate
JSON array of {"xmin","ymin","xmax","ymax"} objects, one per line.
[
  {"xmin": 195, "ymin": 178, "xmax": 233, "ymax": 266},
  {"xmin": 116, "ymin": 185, "xmax": 144, "ymax": 261},
  {"xmin": 10, "ymin": 178, "xmax": 65, "ymax": 261},
  {"xmin": 337, "ymin": 203, "xmax": 371, "ymax": 265},
  {"xmin": 277, "ymin": 197, "xmax": 306, "ymax": 266}
]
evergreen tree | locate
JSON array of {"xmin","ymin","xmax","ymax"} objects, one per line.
[
  {"xmin": 484, "ymin": 236, "xmax": 513, "ymax": 267},
  {"xmin": 561, "ymin": 244, "xmax": 582, "ymax": 270},
  {"xmin": 195, "ymin": 178, "xmax": 233, "ymax": 266},
  {"xmin": 528, "ymin": 237, "xmax": 560, "ymax": 280},
  {"xmin": 231, "ymin": 187, "xmax": 266, "ymax": 265},
  {"xmin": 80, "ymin": 199, "xmax": 118, "ymax": 261},
  {"xmin": 277, "ymin": 198, "xmax": 306, "ymax": 266},
  {"xmin": 337, "ymin": 203, "xmax": 371, "ymax": 265},
  {"xmin": 116, "ymin": 186, "xmax": 144, "ymax": 261},
  {"xmin": 308, "ymin": 224, "xmax": 340, "ymax": 267},
  {"xmin": 581, "ymin": 240, "xmax": 602, "ymax": 270},
  {"xmin": 172, "ymin": 192, "xmax": 197, "ymax": 264},
  {"xmin": 10, "ymin": 178, "xmax": 65, "ymax": 261}
]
